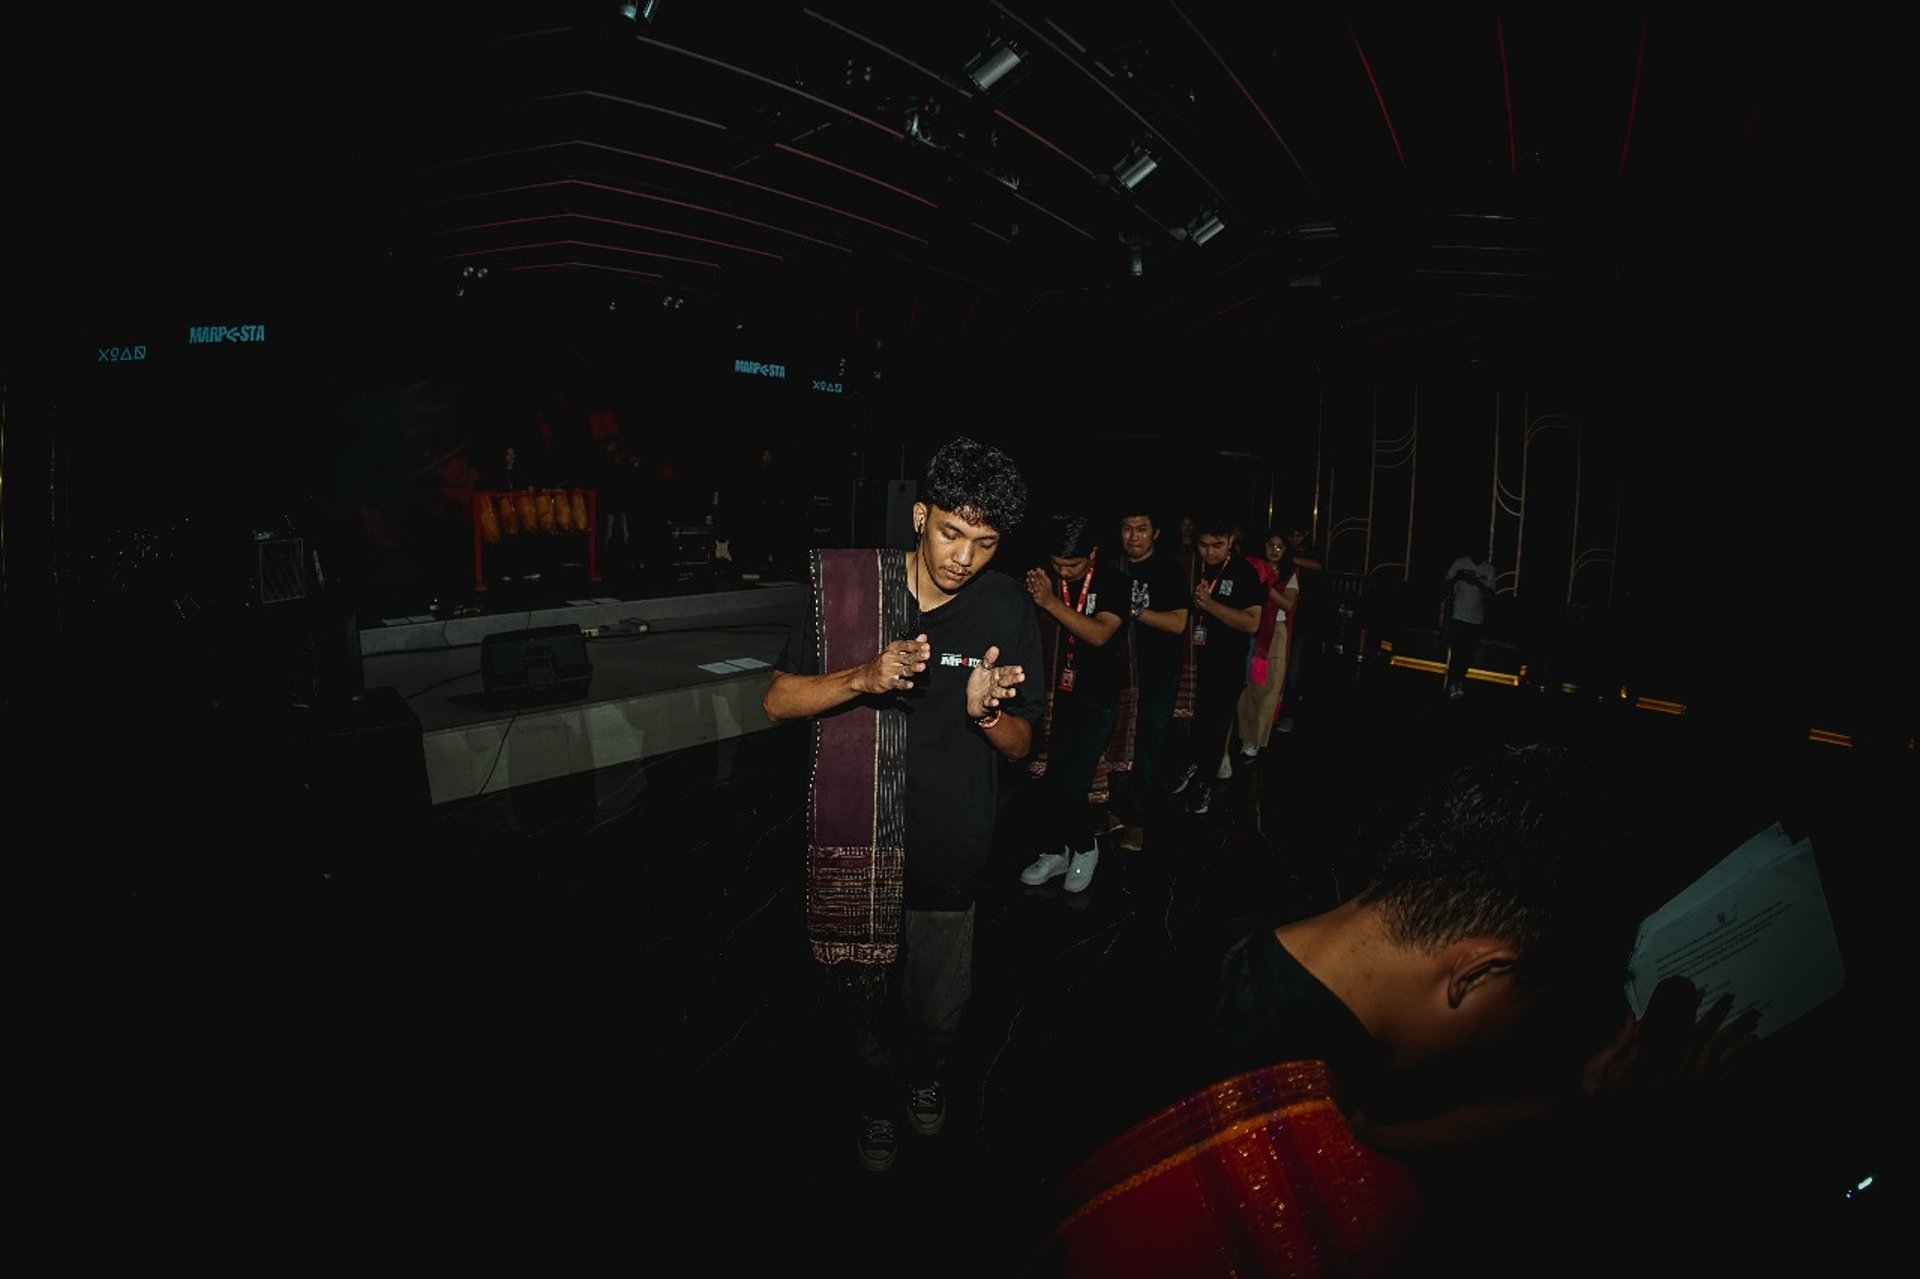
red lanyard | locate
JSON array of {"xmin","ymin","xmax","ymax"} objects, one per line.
[{"xmin": 1058, "ymin": 565, "xmax": 1093, "ymax": 667}]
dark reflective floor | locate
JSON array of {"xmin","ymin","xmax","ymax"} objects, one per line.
[{"xmin": 80, "ymin": 642, "xmax": 1903, "ymax": 1273}]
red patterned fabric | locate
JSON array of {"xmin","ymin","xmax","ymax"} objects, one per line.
[
  {"xmin": 1094, "ymin": 622, "xmax": 1141, "ymax": 804},
  {"xmin": 1045, "ymin": 1060, "xmax": 1422, "ymax": 1278},
  {"xmin": 1173, "ymin": 551, "xmax": 1199, "ymax": 721}
]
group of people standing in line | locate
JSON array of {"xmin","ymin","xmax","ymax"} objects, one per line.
[
  {"xmin": 1012, "ymin": 508, "xmax": 1326, "ymax": 900},
  {"xmin": 762, "ymin": 436, "xmax": 1715, "ymax": 1275}
]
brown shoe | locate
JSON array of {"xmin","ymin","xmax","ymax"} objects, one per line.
[{"xmin": 1119, "ymin": 825, "xmax": 1145, "ymax": 852}]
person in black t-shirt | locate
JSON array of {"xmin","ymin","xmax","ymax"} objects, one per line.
[
  {"xmin": 1109, "ymin": 507, "xmax": 1191, "ymax": 850},
  {"xmin": 1200, "ymin": 740, "xmax": 1754, "ymax": 1151},
  {"xmin": 1168, "ymin": 512, "xmax": 1264, "ymax": 817},
  {"xmin": 764, "ymin": 436, "xmax": 1044, "ymax": 1176},
  {"xmin": 1017, "ymin": 514, "xmax": 1130, "ymax": 894}
]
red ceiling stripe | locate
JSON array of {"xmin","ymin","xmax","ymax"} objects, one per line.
[
  {"xmin": 990, "ymin": 108, "xmax": 1093, "ymax": 178},
  {"xmin": 1349, "ymin": 28, "xmax": 1406, "ymax": 168},
  {"xmin": 444, "ymin": 211, "xmax": 784, "ymax": 260},
  {"xmin": 1496, "ymin": 17, "xmax": 1516, "ymax": 176},
  {"xmin": 774, "ymin": 142, "xmax": 940, "ymax": 207},
  {"xmin": 576, "ymin": 140, "xmax": 927, "ymax": 243},
  {"xmin": 1181, "ymin": 12, "xmax": 1318, "ymax": 201},
  {"xmin": 1619, "ymin": 20, "xmax": 1648, "ymax": 176}
]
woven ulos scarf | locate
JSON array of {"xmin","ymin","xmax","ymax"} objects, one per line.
[
  {"xmin": 1174, "ymin": 551, "xmax": 1199, "ymax": 720},
  {"xmin": 805, "ymin": 547, "xmax": 911, "ymax": 969},
  {"xmin": 1034, "ymin": 558, "xmax": 1139, "ymax": 805}
]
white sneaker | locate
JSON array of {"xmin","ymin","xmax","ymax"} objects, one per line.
[
  {"xmin": 1275, "ymin": 717, "xmax": 1295, "ymax": 734},
  {"xmin": 1020, "ymin": 851, "xmax": 1071, "ymax": 885},
  {"xmin": 1239, "ymin": 743, "xmax": 1259, "ymax": 758},
  {"xmin": 1215, "ymin": 751, "xmax": 1235, "ymax": 781},
  {"xmin": 1063, "ymin": 847, "xmax": 1100, "ymax": 893}
]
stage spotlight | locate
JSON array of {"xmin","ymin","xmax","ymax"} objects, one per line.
[
  {"xmin": 1186, "ymin": 211, "xmax": 1225, "ymax": 246},
  {"xmin": 1112, "ymin": 146, "xmax": 1158, "ymax": 191},
  {"xmin": 615, "ymin": 1, "xmax": 659, "ymax": 23},
  {"xmin": 965, "ymin": 40, "xmax": 1025, "ymax": 92},
  {"xmin": 1129, "ymin": 247, "xmax": 1144, "ymax": 277}
]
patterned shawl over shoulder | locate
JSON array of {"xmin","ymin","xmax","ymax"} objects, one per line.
[{"xmin": 805, "ymin": 547, "xmax": 911, "ymax": 968}]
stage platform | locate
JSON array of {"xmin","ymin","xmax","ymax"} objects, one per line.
[{"xmin": 359, "ymin": 583, "xmax": 805, "ymax": 805}]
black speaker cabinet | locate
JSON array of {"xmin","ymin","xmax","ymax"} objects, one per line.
[
  {"xmin": 481, "ymin": 624, "xmax": 593, "ymax": 707},
  {"xmin": 853, "ymin": 478, "xmax": 918, "ymax": 550}
]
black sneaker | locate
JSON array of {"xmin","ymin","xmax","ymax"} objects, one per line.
[
  {"xmin": 908, "ymin": 1081, "xmax": 946, "ymax": 1137},
  {"xmin": 1185, "ymin": 783, "xmax": 1212, "ymax": 816},
  {"xmin": 856, "ymin": 1116, "xmax": 898, "ymax": 1172},
  {"xmin": 1169, "ymin": 763, "xmax": 1200, "ymax": 795}
]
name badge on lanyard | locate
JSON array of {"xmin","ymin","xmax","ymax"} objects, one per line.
[
  {"xmin": 1057, "ymin": 569, "xmax": 1091, "ymax": 692},
  {"xmin": 1193, "ymin": 569, "xmax": 1219, "ymax": 645}
]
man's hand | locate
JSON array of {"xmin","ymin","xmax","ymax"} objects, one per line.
[
  {"xmin": 965, "ymin": 644, "xmax": 1025, "ymax": 718},
  {"xmin": 855, "ymin": 633, "xmax": 929, "ymax": 695},
  {"xmin": 1580, "ymin": 977, "xmax": 1761, "ymax": 1098}
]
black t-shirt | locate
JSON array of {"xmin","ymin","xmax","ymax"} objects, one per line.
[
  {"xmin": 1192, "ymin": 555, "xmax": 1264, "ymax": 682},
  {"xmin": 779, "ymin": 563, "xmax": 1044, "ymax": 910},
  {"xmin": 1043, "ymin": 559, "xmax": 1131, "ymax": 706},
  {"xmin": 1121, "ymin": 551, "xmax": 1189, "ymax": 683},
  {"xmin": 1208, "ymin": 924, "xmax": 1388, "ymax": 1111}
]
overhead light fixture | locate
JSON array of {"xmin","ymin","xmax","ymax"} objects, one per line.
[
  {"xmin": 965, "ymin": 40, "xmax": 1026, "ymax": 92},
  {"xmin": 1186, "ymin": 211, "xmax": 1225, "ymax": 246},
  {"xmin": 905, "ymin": 102, "xmax": 941, "ymax": 145},
  {"xmin": 615, "ymin": 1, "xmax": 660, "ymax": 23},
  {"xmin": 1111, "ymin": 146, "xmax": 1158, "ymax": 191}
]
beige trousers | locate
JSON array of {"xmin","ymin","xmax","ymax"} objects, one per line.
[{"xmin": 1235, "ymin": 620, "xmax": 1291, "ymax": 751}]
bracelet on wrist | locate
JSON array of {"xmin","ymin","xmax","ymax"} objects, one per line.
[{"xmin": 973, "ymin": 708, "xmax": 1002, "ymax": 730}]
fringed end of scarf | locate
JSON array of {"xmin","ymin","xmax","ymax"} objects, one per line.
[{"xmin": 810, "ymin": 940, "xmax": 903, "ymax": 969}]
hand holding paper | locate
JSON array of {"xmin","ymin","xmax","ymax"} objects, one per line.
[{"xmin": 1625, "ymin": 822, "xmax": 1846, "ymax": 1041}]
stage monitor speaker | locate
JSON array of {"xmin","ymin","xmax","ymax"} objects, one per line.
[
  {"xmin": 481, "ymin": 624, "xmax": 593, "ymax": 707},
  {"xmin": 883, "ymin": 479, "xmax": 916, "ymax": 550},
  {"xmin": 853, "ymin": 479, "xmax": 918, "ymax": 549}
]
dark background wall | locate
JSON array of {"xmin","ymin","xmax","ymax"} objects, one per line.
[{"xmin": 2, "ymin": 196, "xmax": 1910, "ymax": 750}]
